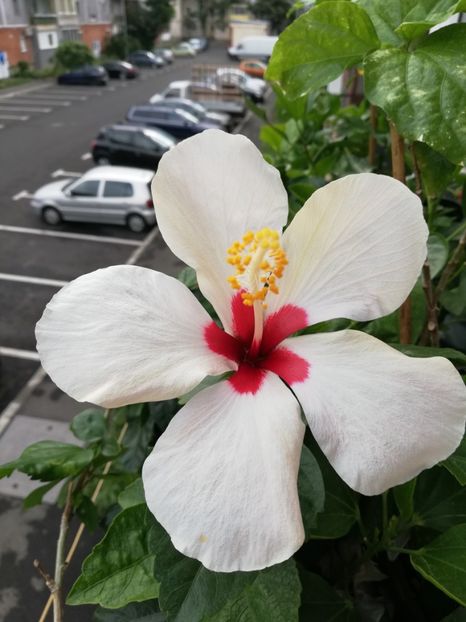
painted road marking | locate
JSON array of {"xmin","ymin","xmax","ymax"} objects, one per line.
[
  {"xmin": 51, "ymin": 169, "xmax": 81, "ymax": 178},
  {"xmin": 0, "ymin": 347, "xmax": 40, "ymax": 362},
  {"xmin": 127, "ymin": 225, "xmax": 160, "ymax": 265},
  {"xmin": 34, "ymin": 92, "xmax": 87, "ymax": 100},
  {"xmin": 12, "ymin": 190, "xmax": 33, "ymax": 201},
  {"xmin": 0, "ymin": 84, "xmax": 49, "ymax": 100},
  {"xmin": 0, "ymin": 114, "xmax": 28, "ymax": 121},
  {"xmin": 0, "ymin": 225, "xmax": 141, "ymax": 246},
  {"xmin": 0, "ymin": 367, "xmax": 46, "ymax": 437},
  {"xmin": 0, "ymin": 105, "xmax": 51, "ymax": 113},
  {"xmin": 81, "ymin": 152, "xmax": 92, "ymax": 160},
  {"xmin": 0, "ymin": 273, "xmax": 68, "ymax": 287},
  {"xmin": 5, "ymin": 98, "xmax": 71, "ymax": 107}
]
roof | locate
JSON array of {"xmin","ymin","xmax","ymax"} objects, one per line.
[{"xmin": 83, "ymin": 166, "xmax": 154, "ymax": 183}]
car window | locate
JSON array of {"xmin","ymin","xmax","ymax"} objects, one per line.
[
  {"xmin": 109, "ymin": 130, "xmax": 133, "ymax": 145},
  {"xmin": 165, "ymin": 88, "xmax": 181, "ymax": 98},
  {"xmin": 103, "ymin": 181, "xmax": 133, "ymax": 198},
  {"xmin": 70, "ymin": 180, "xmax": 99, "ymax": 197},
  {"xmin": 144, "ymin": 129, "xmax": 175, "ymax": 148},
  {"xmin": 133, "ymin": 133, "xmax": 156, "ymax": 150}
]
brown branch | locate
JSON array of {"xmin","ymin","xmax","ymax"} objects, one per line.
[
  {"xmin": 420, "ymin": 261, "xmax": 439, "ymax": 346},
  {"xmin": 390, "ymin": 122, "xmax": 411, "ymax": 344},
  {"xmin": 368, "ymin": 105, "xmax": 378, "ymax": 167},
  {"xmin": 435, "ymin": 230, "xmax": 466, "ymax": 299}
]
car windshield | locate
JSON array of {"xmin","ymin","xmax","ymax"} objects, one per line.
[
  {"xmin": 176, "ymin": 109, "xmax": 198, "ymax": 123},
  {"xmin": 143, "ymin": 129, "xmax": 176, "ymax": 148}
]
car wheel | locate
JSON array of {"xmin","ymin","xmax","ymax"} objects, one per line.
[
  {"xmin": 96, "ymin": 156, "xmax": 111, "ymax": 165},
  {"xmin": 42, "ymin": 206, "xmax": 62, "ymax": 226},
  {"xmin": 127, "ymin": 213, "xmax": 147, "ymax": 233}
]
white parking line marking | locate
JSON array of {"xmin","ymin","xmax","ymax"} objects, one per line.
[
  {"xmin": 0, "ymin": 105, "xmax": 51, "ymax": 113},
  {"xmin": 81, "ymin": 152, "xmax": 92, "ymax": 160},
  {"xmin": 0, "ymin": 84, "xmax": 49, "ymax": 100},
  {"xmin": 0, "ymin": 225, "xmax": 141, "ymax": 246},
  {"xmin": 0, "ymin": 367, "xmax": 46, "ymax": 437},
  {"xmin": 127, "ymin": 226, "xmax": 160, "ymax": 265},
  {"xmin": 12, "ymin": 190, "xmax": 33, "ymax": 201},
  {"xmin": 51, "ymin": 169, "xmax": 81, "ymax": 178},
  {"xmin": 0, "ymin": 273, "xmax": 68, "ymax": 287},
  {"xmin": 35, "ymin": 92, "xmax": 87, "ymax": 100},
  {"xmin": 6, "ymin": 98, "xmax": 71, "ymax": 107},
  {"xmin": 0, "ymin": 114, "xmax": 28, "ymax": 121},
  {"xmin": 0, "ymin": 347, "xmax": 40, "ymax": 361},
  {"xmin": 0, "ymin": 124, "xmax": 4, "ymax": 130}
]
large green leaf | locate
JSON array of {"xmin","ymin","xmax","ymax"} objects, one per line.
[
  {"xmin": 71, "ymin": 409, "xmax": 106, "ymax": 443},
  {"xmin": 414, "ymin": 468, "xmax": 466, "ymax": 531},
  {"xmin": 118, "ymin": 477, "xmax": 145, "ymax": 509},
  {"xmin": 393, "ymin": 478, "xmax": 416, "ymax": 520},
  {"xmin": 391, "ymin": 344, "xmax": 466, "ymax": 366},
  {"xmin": 364, "ymin": 24, "xmax": 466, "ymax": 164},
  {"xmin": 411, "ymin": 524, "xmax": 466, "ymax": 605},
  {"xmin": 152, "ymin": 521, "xmax": 301, "ymax": 621},
  {"xmin": 300, "ymin": 569, "xmax": 357, "ymax": 621},
  {"xmin": 359, "ymin": 0, "xmax": 466, "ymax": 44},
  {"xmin": 67, "ymin": 505, "xmax": 159, "ymax": 608},
  {"xmin": 266, "ymin": 1, "xmax": 379, "ymax": 98},
  {"xmin": 428, "ymin": 234, "xmax": 450, "ymax": 278},
  {"xmin": 0, "ymin": 441, "xmax": 94, "ymax": 482},
  {"xmin": 93, "ymin": 601, "xmax": 164, "ymax": 622},
  {"xmin": 413, "ymin": 141, "xmax": 458, "ymax": 198},
  {"xmin": 298, "ymin": 445, "xmax": 325, "ymax": 538},
  {"xmin": 442, "ymin": 435, "xmax": 466, "ymax": 485}
]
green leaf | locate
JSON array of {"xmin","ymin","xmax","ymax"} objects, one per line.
[
  {"xmin": 307, "ymin": 440, "xmax": 359, "ymax": 539},
  {"xmin": 178, "ymin": 373, "xmax": 231, "ymax": 406},
  {"xmin": 393, "ymin": 478, "xmax": 416, "ymax": 520},
  {"xmin": 1, "ymin": 441, "xmax": 94, "ymax": 482},
  {"xmin": 414, "ymin": 467, "xmax": 466, "ymax": 531},
  {"xmin": 441, "ymin": 271, "xmax": 466, "ymax": 317},
  {"xmin": 93, "ymin": 600, "xmax": 164, "ymax": 622},
  {"xmin": 364, "ymin": 24, "xmax": 466, "ymax": 164},
  {"xmin": 67, "ymin": 504, "xmax": 159, "ymax": 608},
  {"xmin": 75, "ymin": 494, "xmax": 99, "ymax": 532},
  {"xmin": 299, "ymin": 568, "xmax": 358, "ymax": 621},
  {"xmin": 266, "ymin": 1, "xmax": 379, "ymax": 98},
  {"xmin": 298, "ymin": 445, "xmax": 325, "ymax": 538},
  {"xmin": 396, "ymin": 1, "xmax": 466, "ymax": 41},
  {"xmin": 118, "ymin": 477, "xmax": 145, "ymax": 509},
  {"xmin": 71, "ymin": 409, "xmax": 106, "ymax": 443},
  {"xmin": 411, "ymin": 524, "xmax": 466, "ymax": 606},
  {"xmin": 391, "ymin": 344, "xmax": 466, "ymax": 366},
  {"xmin": 413, "ymin": 141, "xmax": 457, "ymax": 198},
  {"xmin": 152, "ymin": 520, "xmax": 301, "ymax": 621},
  {"xmin": 428, "ymin": 234, "xmax": 450, "ymax": 278},
  {"xmin": 442, "ymin": 434, "xmax": 466, "ymax": 485},
  {"xmin": 23, "ymin": 480, "xmax": 59, "ymax": 509},
  {"xmin": 442, "ymin": 607, "xmax": 466, "ymax": 622},
  {"xmin": 177, "ymin": 266, "xmax": 197, "ymax": 290}
]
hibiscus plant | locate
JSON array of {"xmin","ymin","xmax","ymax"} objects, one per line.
[{"xmin": 1, "ymin": 2, "xmax": 466, "ymax": 621}]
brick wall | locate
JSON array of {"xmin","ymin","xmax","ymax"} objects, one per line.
[
  {"xmin": 0, "ymin": 27, "xmax": 33, "ymax": 66},
  {"xmin": 80, "ymin": 23, "xmax": 112, "ymax": 57}
]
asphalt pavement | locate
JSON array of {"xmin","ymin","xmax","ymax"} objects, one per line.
[{"xmin": 0, "ymin": 42, "xmax": 263, "ymax": 621}]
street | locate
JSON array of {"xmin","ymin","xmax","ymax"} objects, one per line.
[{"xmin": 0, "ymin": 42, "xmax": 261, "ymax": 621}]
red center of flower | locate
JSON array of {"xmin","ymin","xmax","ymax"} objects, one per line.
[{"xmin": 204, "ymin": 292, "xmax": 310, "ymax": 394}]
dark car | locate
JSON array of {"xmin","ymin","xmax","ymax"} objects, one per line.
[
  {"xmin": 103, "ymin": 60, "xmax": 139, "ymax": 79},
  {"xmin": 149, "ymin": 97, "xmax": 233, "ymax": 131},
  {"xmin": 91, "ymin": 124, "xmax": 176, "ymax": 169},
  {"xmin": 57, "ymin": 65, "xmax": 107, "ymax": 86},
  {"xmin": 127, "ymin": 51, "xmax": 164, "ymax": 68},
  {"xmin": 126, "ymin": 105, "xmax": 218, "ymax": 139}
]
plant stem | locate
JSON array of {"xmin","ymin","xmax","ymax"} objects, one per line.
[
  {"xmin": 390, "ymin": 122, "xmax": 411, "ymax": 343},
  {"xmin": 368, "ymin": 104, "xmax": 377, "ymax": 167},
  {"xmin": 435, "ymin": 229, "xmax": 466, "ymax": 298},
  {"xmin": 420, "ymin": 261, "xmax": 439, "ymax": 346},
  {"xmin": 53, "ymin": 482, "xmax": 73, "ymax": 622}
]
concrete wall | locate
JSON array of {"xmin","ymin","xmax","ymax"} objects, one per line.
[
  {"xmin": 78, "ymin": 0, "xmax": 112, "ymax": 24},
  {"xmin": 0, "ymin": 0, "xmax": 29, "ymax": 26},
  {"xmin": 81, "ymin": 22, "xmax": 112, "ymax": 56}
]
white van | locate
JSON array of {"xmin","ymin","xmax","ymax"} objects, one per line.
[{"xmin": 228, "ymin": 36, "xmax": 278, "ymax": 61}]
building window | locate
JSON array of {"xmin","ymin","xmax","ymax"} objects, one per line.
[{"xmin": 48, "ymin": 33, "xmax": 54, "ymax": 46}]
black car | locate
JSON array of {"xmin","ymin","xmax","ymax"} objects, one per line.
[
  {"xmin": 103, "ymin": 60, "xmax": 139, "ymax": 79},
  {"xmin": 126, "ymin": 105, "xmax": 219, "ymax": 139},
  {"xmin": 91, "ymin": 124, "xmax": 176, "ymax": 169},
  {"xmin": 57, "ymin": 65, "xmax": 107, "ymax": 86},
  {"xmin": 127, "ymin": 51, "xmax": 164, "ymax": 68}
]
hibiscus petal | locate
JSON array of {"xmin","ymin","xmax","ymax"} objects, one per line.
[
  {"xmin": 36, "ymin": 266, "xmax": 235, "ymax": 408},
  {"xmin": 143, "ymin": 373, "xmax": 305, "ymax": 572},
  {"xmin": 267, "ymin": 174, "xmax": 427, "ymax": 323},
  {"xmin": 152, "ymin": 129, "xmax": 288, "ymax": 332},
  {"xmin": 283, "ymin": 330, "xmax": 466, "ymax": 496}
]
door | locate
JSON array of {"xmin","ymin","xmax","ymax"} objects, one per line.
[
  {"xmin": 107, "ymin": 129, "xmax": 134, "ymax": 165},
  {"xmin": 100, "ymin": 180, "xmax": 135, "ymax": 225},
  {"xmin": 132, "ymin": 132, "xmax": 160, "ymax": 169},
  {"xmin": 59, "ymin": 179, "xmax": 102, "ymax": 222}
]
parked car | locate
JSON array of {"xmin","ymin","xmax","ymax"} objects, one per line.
[
  {"xmin": 31, "ymin": 167, "xmax": 155, "ymax": 233},
  {"xmin": 157, "ymin": 80, "xmax": 245, "ymax": 117},
  {"xmin": 57, "ymin": 65, "xmax": 108, "ymax": 86},
  {"xmin": 228, "ymin": 36, "xmax": 278, "ymax": 61},
  {"xmin": 126, "ymin": 104, "xmax": 218, "ymax": 139},
  {"xmin": 239, "ymin": 59, "xmax": 267, "ymax": 78},
  {"xmin": 172, "ymin": 42, "xmax": 196, "ymax": 57},
  {"xmin": 91, "ymin": 124, "xmax": 176, "ymax": 168},
  {"xmin": 103, "ymin": 60, "xmax": 139, "ymax": 79},
  {"xmin": 153, "ymin": 48, "xmax": 174, "ymax": 63},
  {"xmin": 188, "ymin": 37, "xmax": 208, "ymax": 52},
  {"xmin": 215, "ymin": 68, "xmax": 267, "ymax": 102},
  {"xmin": 147, "ymin": 96, "xmax": 232, "ymax": 130},
  {"xmin": 127, "ymin": 51, "xmax": 164, "ymax": 68}
]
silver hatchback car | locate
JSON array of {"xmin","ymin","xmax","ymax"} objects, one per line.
[{"xmin": 31, "ymin": 166, "xmax": 156, "ymax": 233}]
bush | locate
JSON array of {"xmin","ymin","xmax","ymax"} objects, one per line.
[
  {"xmin": 55, "ymin": 41, "xmax": 94, "ymax": 69},
  {"xmin": 14, "ymin": 60, "xmax": 33, "ymax": 78},
  {"xmin": 103, "ymin": 33, "xmax": 141, "ymax": 59}
]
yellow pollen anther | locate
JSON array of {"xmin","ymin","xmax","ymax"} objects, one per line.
[{"xmin": 226, "ymin": 227, "xmax": 288, "ymax": 305}]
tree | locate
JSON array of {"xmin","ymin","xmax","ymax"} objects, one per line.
[
  {"xmin": 184, "ymin": 0, "xmax": 233, "ymax": 37},
  {"xmin": 55, "ymin": 41, "xmax": 94, "ymax": 69},
  {"xmin": 126, "ymin": 0, "xmax": 174, "ymax": 50},
  {"xmin": 250, "ymin": 0, "xmax": 293, "ymax": 34},
  {"xmin": 103, "ymin": 33, "xmax": 141, "ymax": 59}
]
